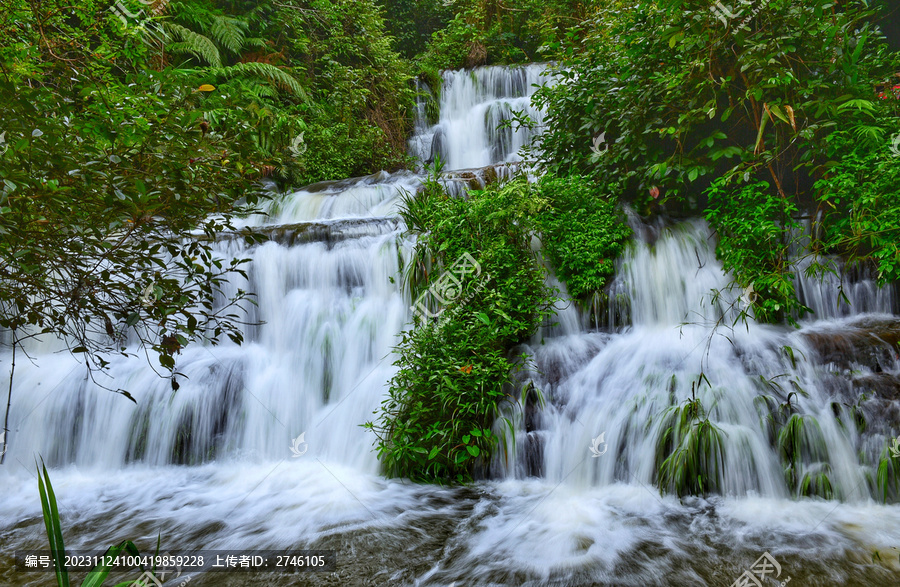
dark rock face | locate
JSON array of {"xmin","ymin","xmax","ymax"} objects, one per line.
[
  {"xmin": 801, "ymin": 316, "xmax": 900, "ymax": 446},
  {"xmin": 429, "ymin": 127, "xmax": 445, "ymax": 164},
  {"xmin": 802, "ymin": 317, "xmax": 900, "ymax": 373}
]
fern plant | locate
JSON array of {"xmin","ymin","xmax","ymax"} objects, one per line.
[
  {"xmin": 654, "ymin": 383, "xmax": 727, "ymax": 497},
  {"xmin": 158, "ymin": 4, "xmax": 305, "ymax": 101}
]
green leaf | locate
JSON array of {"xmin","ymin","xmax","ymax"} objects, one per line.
[
  {"xmin": 755, "ymin": 108, "xmax": 770, "ymax": 152},
  {"xmin": 668, "ymin": 31, "xmax": 684, "ymax": 48},
  {"xmin": 81, "ymin": 542, "xmax": 136, "ymax": 587},
  {"xmin": 769, "ymin": 105, "xmax": 789, "ymax": 125},
  {"xmin": 159, "ymin": 354, "xmax": 175, "ymax": 369},
  {"xmin": 37, "ymin": 460, "xmax": 69, "ymax": 587}
]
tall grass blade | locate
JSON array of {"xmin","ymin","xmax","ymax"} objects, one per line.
[
  {"xmin": 37, "ymin": 459, "xmax": 69, "ymax": 587},
  {"xmin": 81, "ymin": 541, "xmax": 139, "ymax": 587}
]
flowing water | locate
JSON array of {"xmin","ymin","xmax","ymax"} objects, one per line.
[{"xmin": 2, "ymin": 65, "xmax": 900, "ymax": 587}]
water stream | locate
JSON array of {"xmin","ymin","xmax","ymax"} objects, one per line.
[{"xmin": 2, "ymin": 65, "xmax": 900, "ymax": 587}]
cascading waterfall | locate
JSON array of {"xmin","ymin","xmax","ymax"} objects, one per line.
[
  {"xmin": 409, "ymin": 64, "xmax": 549, "ymax": 172},
  {"xmin": 499, "ymin": 220, "xmax": 893, "ymax": 502},
  {"xmin": 2, "ymin": 171, "xmax": 419, "ymax": 471},
  {"xmin": 2, "ymin": 65, "xmax": 900, "ymax": 587}
]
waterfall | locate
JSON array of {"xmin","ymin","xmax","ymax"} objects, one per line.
[
  {"xmin": 2, "ymin": 66, "xmax": 899, "ymax": 587},
  {"xmin": 1, "ymin": 171, "xmax": 422, "ymax": 470},
  {"xmin": 409, "ymin": 64, "xmax": 550, "ymax": 171},
  {"xmin": 499, "ymin": 220, "xmax": 894, "ymax": 504}
]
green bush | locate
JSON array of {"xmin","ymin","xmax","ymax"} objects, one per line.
[
  {"xmin": 813, "ymin": 128, "xmax": 900, "ymax": 284},
  {"xmin": 532, "ymin": 0, "xmax": 900, "ymax": 321},
  {"xmin": 367, "ymin": 175, "xmax": 556, "ymax": 483},
  {"xmin": 535, "ymin": 174, "xmax": 631, "ymax": 300},
  {"xmin": 655, "ymin": 389, "xmax": 727, "ymax": 497},
  {"xmin": 421, "ymin": 0, "xmax": 595, "ymax": 69},
  {"xmin": 704, "ymin": 179, "xmax": 806, "ymax": 323}
]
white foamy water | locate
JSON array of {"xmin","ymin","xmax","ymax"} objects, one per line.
[
  {"xmin": 1, "ymin": 66, "xmax": 899, "ymax": 587},
  {"xmin": 409, "ymin": 64, "xmax": 550, "ymax": 171}
]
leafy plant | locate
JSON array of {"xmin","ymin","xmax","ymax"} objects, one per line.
[
  {"xmin": 535, "ymin": 174, "xmax": 631, "ymax": 301},
  {"xmin": 420, "ymin": 0, "xmax": 596, "ymax": 69},
  {"xmin": 532, "ymin": 0, "xmax": 900, "ymax": 322},
  {"xmin": 655, "ymin": 384, "xmax": 727, "ymax": 497},
  {"xmin": 367, "ymin": 174, "xmax": 556, "ymax": 483},
  {"xmin": 704, "ymin": 179, "xmax": 807, "ymax": 323},
  {"xmin": 776, "ymin": 413, "xmax": 833, "ymax": 498},
  {"xmin": 876, "ymin": 445, "xmax": 900, "ymax": 503},
  {"xmin": 812, "ymin": 128, "xmax": 900, "ymax": 284},
  {"xmin": 38, "ymin": 459, "xmax": 151, "ymax": 587}
]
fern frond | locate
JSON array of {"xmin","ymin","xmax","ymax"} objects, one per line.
[
  {"xmin": 162, "ymin": 22, "xmax": 222, "ymax": 67},
  {"xmin": 242, "ymin": 37, "xmax": 268, "ymax": 50},
  {"xmin": 850, "ymin": 124, "xmax": 886, "ymax": 144},
  {"xmin": 210, "ymin": 16, "xmax": 247, "ymax": 54},
  {"xmin": 209, "ymin": 62, "xmax": 307, "ymax": 101}
]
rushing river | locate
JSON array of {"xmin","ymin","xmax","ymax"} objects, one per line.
[{"xmin": 2, "ymin": 65, "xmax": 900, "ymax": 587}]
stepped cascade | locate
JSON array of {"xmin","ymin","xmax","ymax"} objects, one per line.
[{"xmin": 1, "ymin": 65, "xmax": 900, "ymax": 586}]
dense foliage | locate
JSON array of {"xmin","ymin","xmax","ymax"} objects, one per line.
[
  {"xmin": 0, "ymin": 0, "xmax": 419, "ymax": 376},
  {"xmin": 535, "ymin": 174, "xmax": 631, "ymax": 300},
  {"xmin": 533, "ymin": 0, "xmax": 900, "ymax": 322},
  {"xmin": 367, "ymin": 175, "xmax": 556, "ymax": 482},
  {"xmin": 0, "ymin": 0, "xmax": 276, "ymax": 378},
  {"xmin": 420, "ymin": 0, "xmax": 596, "ymax": 69},
  {"xmin": 156, "ymin": 0, "xmax": 416, "ymax": 184},
  {"xmin": 254, "ymin": 0, "xmax": 415, "ymax": 183},
  {"xmin": 369, "ymin": 171, "xmax": 631, "ymax": 482}
]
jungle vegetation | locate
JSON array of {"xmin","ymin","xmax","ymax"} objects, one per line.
[{"xmin": 2, "ymin": 0, "xmax": 900, "ymax": 493}]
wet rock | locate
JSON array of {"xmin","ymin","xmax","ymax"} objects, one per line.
[
  {"xmin": 429, "ymin": 127, "xmax": 445, "ymax": 163},
  {"xmin": 219, "ymin": 217, "xmax": 401, "ymax": 248},
  {"xmin": 802, "ymin": 317, "xmax": 900, "ymax": 372}
]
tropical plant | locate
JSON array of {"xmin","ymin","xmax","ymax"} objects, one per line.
[
  {"xmin": 655, "ymin": 383, "xmax": 727, "ymax": 497},
  {"xmin": 776, "ymin": 413, "xmax": 833, "ymax": 498},
  {"xmin": 532, "ymin": 0, "xmax": 900, "ymax": 321},
  {"xmin": 421, "ymin": 0, "xmax": 597, "ymax": 69},
  {"xmin": 0, "ymin": 0, "xmax": 277, "ymax": 459},
  {"xmin": 534, "ymin": 174, "xmax": 631, "ymax": 302},
  {"xmin": 366, "ymin": 174, "xmax": 556, "ymax": 483},
  {"xmin": 38, "ymin": 460, "xmax": 156, "ymax": 587}
]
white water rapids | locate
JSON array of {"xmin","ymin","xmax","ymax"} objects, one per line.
[{"xmin": 2, "ymin": 65, "xmax": 900, "ymax": 586}]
